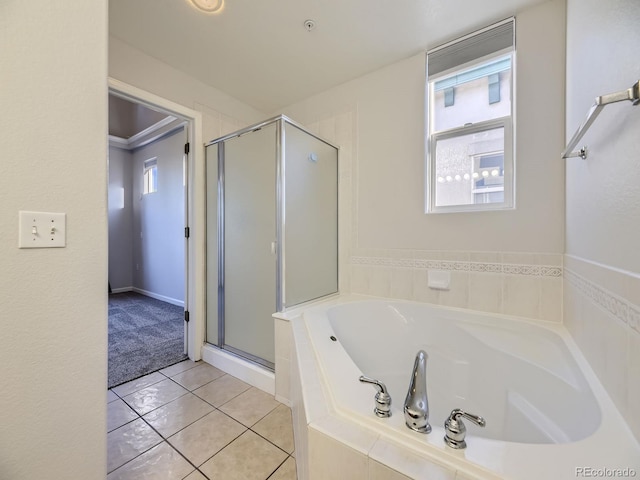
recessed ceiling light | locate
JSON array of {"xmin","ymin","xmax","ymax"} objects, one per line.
[{"xmin": 189, "ymin": 0, "xmax": 224, "ymax": 13}]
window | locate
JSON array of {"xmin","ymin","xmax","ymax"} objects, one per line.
[
  {"xmin": 444, "ymin": 87, "xmax": 455, "ymax": 107},
  {"xmin": 143, "ymin": 158, "xmax": 157, "ymax": 194},
  {"xmin": 426, "ymin": 19, "xmax": 515, "ymax": 213}
]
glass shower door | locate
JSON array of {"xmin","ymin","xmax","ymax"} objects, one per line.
[
  {"xmin": 222, "ymin": 124, "xmax": 277, "ymax": 366},
  {"xmin": 206, "ymin": 124, "xmax": 278, "ymax": 367},
  {"xmin": 205, "ymin": 116, "xmax": 338, "ymax": 370}
]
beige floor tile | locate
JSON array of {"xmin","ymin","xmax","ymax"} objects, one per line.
[
  {"xmin": 160, "ymin": 360, "xmax": 199, "ymax": 378},
  {"xmin": 108, "ymin": 398, "xmax": 139, "ymax": 432},
  {"xmin": 169, "ymin": 410, "xmax": 246, "ymax": 466},
  {"xmin": 112, "ymin": 372, "xmax": 167, "ymax": 397},
  {"xmin": 107, "ymin": 418, "xmax": 162, "ymax": 473},
  {"xmin": 183, "ymin": 470, "xmax": 208, "ymax": 480},
  {"xmin": 252, "ymin": 404, "xmax": 294, "ymax": 453},
  {"xmin": 270, "ymin": 457, "xmax": 297, "ymax": 480},
  {"xmin": 170, "ymin": 363, "xmax": 226, "ymax": 391},
  {"xmin": 219, "ymin": 387, "xmax": 281, "ymax": 427},
  {"xmin": 193, "ymin": 374, "xmax": 251, "ymax": 407},
  {"xmin": 199, "ymin": 430, "xmax": 288, "ymax": 480},
  {"xmin": 143, "ymin": 392, "xmax": 215, "ymax": 437},
  {"xmin": 107, "ymin": 442, "xmax": 195, "ymax": 480},
  {"xmin": 108, "ymin": 389, "xmax": 119, "ymax": 403},
  {"xmin": 123, "ymin": 379, "xmax": 189, "ymax": 415}
]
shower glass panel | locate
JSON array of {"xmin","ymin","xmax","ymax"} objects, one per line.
[
  {"xmin": 284, "ymin": 123, "xmax": 338, "ymax": 307},
  {"xmin": 205, "ymin": 116, "xmax": 338, "ymax": 370},
  {"xmin": 224, "ymin": 124, "xmax": 277, "ymax": 364}
]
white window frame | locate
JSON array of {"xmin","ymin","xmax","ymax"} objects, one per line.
[
  {"xmin": 428, "ymin": 115, "xmax": 513, "ymax": 213},
  {"xmin": 426, "ymin": 30, "xmax": 515, "ymax": 214}
]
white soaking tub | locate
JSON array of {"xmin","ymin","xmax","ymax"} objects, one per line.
[{"xmin": 283, "ymin": 295, "xmax": 640, "ymax": 480}]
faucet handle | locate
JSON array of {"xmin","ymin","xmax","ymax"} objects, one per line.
[
  {"xmin": 444, "ymin": 408, "xmax": 486, "ymax": 449},
  {"xmin": 359, "ymin": 375, "xmax": 392, "ymax": 418}
]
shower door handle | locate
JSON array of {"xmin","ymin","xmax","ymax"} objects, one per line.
[{"xmin": 270, "ymin": 241, "xmax": 277, "ymax": 255}]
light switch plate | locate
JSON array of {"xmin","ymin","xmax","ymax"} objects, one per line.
[{"xmin": 19, "ymin": 211, "xmax": 66, "ymax": 248}]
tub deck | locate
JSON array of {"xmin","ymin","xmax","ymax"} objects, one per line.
[{"xmin": 277, "ymin": 294, "xmax": 640, "ymax": 480}]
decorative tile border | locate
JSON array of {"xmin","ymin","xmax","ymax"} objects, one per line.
[
  {"xmin": 565, "ymin": 268, "xmax": 640, "ymax": 334},
  {"xmin": 350, "ymin": 256, "xmax": 562, "ymax": 277}
]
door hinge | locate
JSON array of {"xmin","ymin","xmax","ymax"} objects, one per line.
[
  {"xmin": 184, "ymin": 142, "xmax": 190, "ymax": 155},
  {"xmin": 184, "ymin": 310, "xmax": 190, "ymax": 323},
  {"xmin": 184, "ymin": 226, "xmax": 190, "ymax": 238}
]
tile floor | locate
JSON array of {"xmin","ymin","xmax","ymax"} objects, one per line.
[{"xmin": 107, "ymin": 360, "xmax": 296, "ymax": 479}]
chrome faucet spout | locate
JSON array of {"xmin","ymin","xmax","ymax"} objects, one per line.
[{"xmin": 404, "ymin": 350, "xmax": 431, "ymax": 433}]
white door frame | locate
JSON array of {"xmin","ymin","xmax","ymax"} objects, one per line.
[{"xmin": 108, "ymin": 77, "xmax": 205, "ymax": 361}]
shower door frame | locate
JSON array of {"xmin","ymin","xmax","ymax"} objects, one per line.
[{"xmin": 206, "ymin": 115, "xmax": 339, "ymax": 370}]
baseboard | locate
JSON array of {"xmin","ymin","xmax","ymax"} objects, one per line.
[
  {"xmin": 275, "ymin": 394, "xmax": 292, "ymax": 407},
  {"xmin": 201, "ymin": 344, "xmax": 275, "ymax": 395},
  {"xmin": 111, "ymin": 286, "xmax": 133, "ymax": 294},
  {"xmin": 132, "ymin": 287, "xmax": 184, "ymax": 308}
]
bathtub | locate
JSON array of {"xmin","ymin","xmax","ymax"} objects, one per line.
[{"xmin": 280, "ymin": 295, "xmax": 640, "ymax": 479}]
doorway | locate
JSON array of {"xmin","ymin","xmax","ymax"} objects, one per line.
[{"xmin": 107, "ymin": 78, "xmax": 203, "ymax": 387}]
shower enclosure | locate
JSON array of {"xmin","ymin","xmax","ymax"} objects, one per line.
[{"xmin": 205, "ymin": 115, "xmax": 338, "ymax": 369}]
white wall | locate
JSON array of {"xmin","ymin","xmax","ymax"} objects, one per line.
[
  {"xmin": 109, "ymin": 36, "xmax": 266, "ymax": 139},
  {"xmin": 564, "ymin": 0, "xmax": 640, "ymax": 441},
  {"xmin": 0, "ymin": 1, "xmax": 107, "ymax": 479},
  {"xmin": 565, "ymin": 2, "xmax": 640, "ymax": 272},
  {"xmin": 281, "ymin": 0, "xmax": 565, "ymax": 254},
  {"xmin": 132, "ymin": 129, "xmax": 186, "ymax": 304},
  {"xmin": 109, "ymin": 146, "xmax": 134, "ymax": 290},
  {"xmin": 279, "ymin": 0, "xmax": 566, "ymax": 322}
]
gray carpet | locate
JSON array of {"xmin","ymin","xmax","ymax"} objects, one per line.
[{"xmin": 108, "ymin": 292, "xmax": 187, "ymax": 388}]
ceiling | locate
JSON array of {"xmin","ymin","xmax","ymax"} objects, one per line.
[
  {"xmin": 109, "ymin": 0, "xmax": 547, "ymax": 113},
  {"xmin": 109, "ymin": 94, "xmax": 171, "ymax": 138}
]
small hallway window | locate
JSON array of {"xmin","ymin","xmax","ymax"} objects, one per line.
[{"xmin": 143, "ymin": 157, "xmax": 157, "ymax": 194}]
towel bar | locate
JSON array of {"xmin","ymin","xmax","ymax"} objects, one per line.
[{"xmin": 562, "ymin": 80, "xmax": 639, "ymax": 160}]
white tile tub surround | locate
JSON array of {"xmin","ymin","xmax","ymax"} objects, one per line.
[
  {"xmin": 349, "ymin": 250, "xmax": 563, "ymax": 322},
  {"xmin": 279, "ymin": 294, "xmax": 640, "ymax": 480},
  {"xmin": 563, "ymin": 254, "xmax": 640, "ymax": 442},
  {"xmin": 275, "ymin": 317, "xmax": 293, "ymax": 406}
]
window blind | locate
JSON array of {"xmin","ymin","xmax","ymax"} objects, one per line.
[{"xmin": 427, "ymin": 19, "xmax": 514, "ymax": 78}]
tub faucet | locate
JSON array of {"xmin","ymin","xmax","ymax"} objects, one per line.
[
  {"xmin": 444, "ymin": 408, "xmax": 486, "ymax": 449},
  {"xmin": 404, "ymin": 350, "xmax": 431, "ymax": 433},
  {"xmin": 359, "ymin": 376, "xmax": 392, "ymax": 418}
]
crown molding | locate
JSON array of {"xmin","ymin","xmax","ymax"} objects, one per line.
[{"xmin": 108, "ymin": 116, "xmax": 185, "ymax": 150}]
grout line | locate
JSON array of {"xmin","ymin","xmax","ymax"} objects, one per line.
[
  {"xmin": 249, "ymin": 428, "xmax": 293, "ymax": 457},
  {"xmin": 216, "ymin": 400, "xmax": 278, "ymax": 430},
  {"xmin": 188, "ymin": 428, "xmax": 250, "ymax": 472},
  {"xmin": 106, "ymin": 434, "xmax": 164, "ymax": 475},
  {"xmin": 139, "ymin": 416, "xmax": 210, "ymax": 478},
  {"xmin": 192, "ymin": 388, "xmax": 253, "ymax": 411},
  {"xmin": 108, "ymin": 355, "xmax": 195, "ymax": 393},
  {"xmin": 265, "ymin": 455, "xmax": 292, "ymax": 479},
  {"xmin": 189, "ymin": 405, "xmax": 291, "ymax": 472},
  {"xmin": 142, "ymin": 395, "xmax": 218, "ymax": 438},
  {"xmin": 108, "ymin": 370, "xmax": 294, "ymax": 479},
  {"xmin": 110, "ymin": 372, "xmax": 168, "ymax": 397},
  {"xmin": 106, "ymin": 400, "xmax": 142, "ymax": 433}
]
